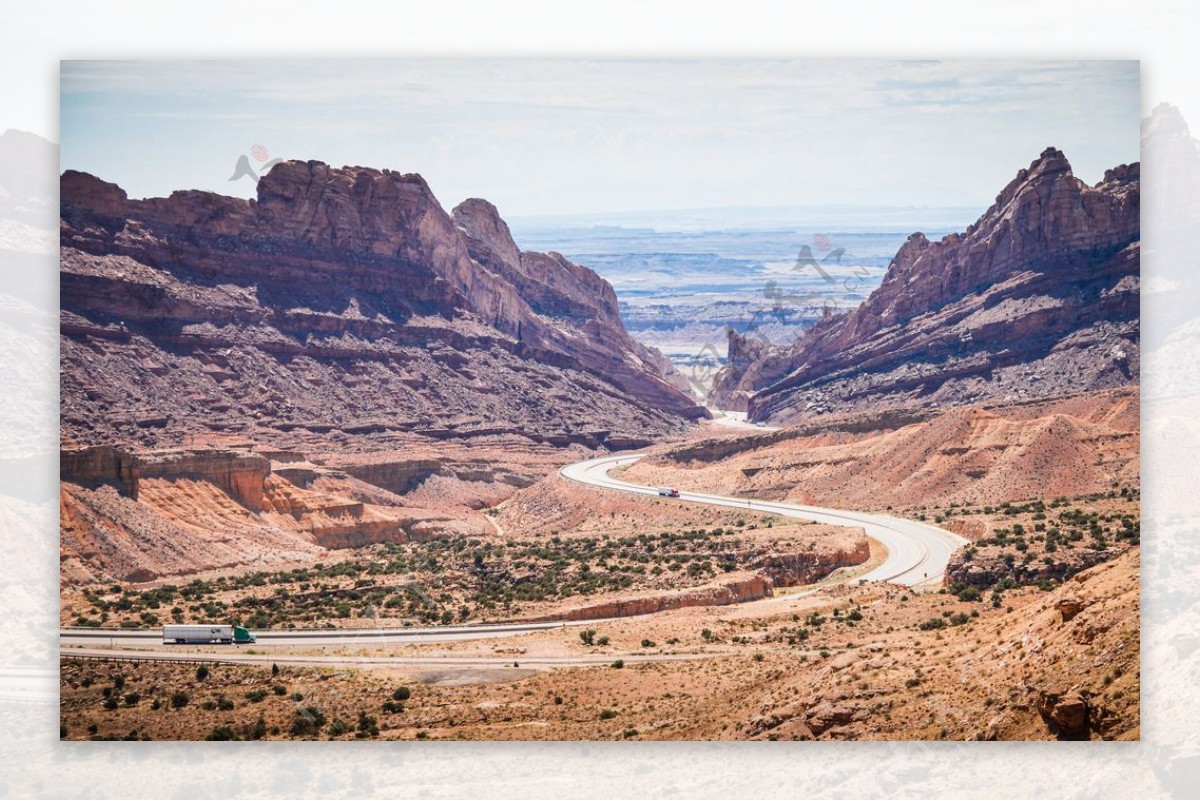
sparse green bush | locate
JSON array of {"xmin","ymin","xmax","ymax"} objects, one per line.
[
  {"xmin": 356, "ymin": 712, "xmax": 379, "ymax": 738},
  {"xmin": 291, "ymin": 707, "xmax": 326, "ymax": 736},
  {"xmin": 206, "ymin": 726, "xmax": 238, "ymax": 741}
]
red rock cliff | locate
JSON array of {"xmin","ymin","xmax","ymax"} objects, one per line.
[
  {"xmin": 59, "ymin": 161, "xmax": 704, "ymax": 451},
  {"xmin": 715, "ymin": 149, "xmax": 1140, "ymax": 423}
]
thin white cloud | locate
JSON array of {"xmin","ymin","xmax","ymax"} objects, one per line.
[{"xmin": 60, "ymin": 59, "xmax": 1139, "ymax": 216}]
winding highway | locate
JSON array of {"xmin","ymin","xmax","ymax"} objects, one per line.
[
  {"xmin": 56, "ymin": 451, "xmax": 966, "ymax": 666},
  {"xmin": 559, "ymin": 453, "xmax": 967, "ymax": 588}
]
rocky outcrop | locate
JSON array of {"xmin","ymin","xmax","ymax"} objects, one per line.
[
  {"xmin": 748, "ymin": 538, "xmax": 871, "ymax": 586},
  {"xmin": 60, "ymin": 445, "xmax": 269, "ymax": 510},
  {"xmin": 530, "ymin": 573, "xmax": 773, "ymax": 622},
  {"xmin": 1036, "ymin": 687, "xmax": 1092, "ymax": 739},
  {"xmin": 714, "ymin": 149, "xmax": 1140, "ymax": 423},
  {"xmin": 945, "ymin": 545, "xmax": 1115, "ymax": 591},
  {"xmin": 59, "ymin": 445, "xmax": 493, "ymax": 585},
  {"xmin": 59, "ymin": 161, "xmax": 703, "ymax": 451}
]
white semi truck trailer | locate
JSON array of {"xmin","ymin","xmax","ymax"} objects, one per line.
[{"xmin": 162, "ymin": 624, "xmax": 256, "ymax": 645}]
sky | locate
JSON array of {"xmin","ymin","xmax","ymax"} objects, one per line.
[{"xmin": 59, "ymin": 59, "xmax": 1140, "ymax": 221}]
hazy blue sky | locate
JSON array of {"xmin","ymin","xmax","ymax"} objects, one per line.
[{"xmin": 60, "ymin": 59, "xmax": 1139, "ymax": 220}]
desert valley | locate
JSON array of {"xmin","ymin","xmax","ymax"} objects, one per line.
[{"xmin": 58, "ymin": 142, "xmax": 1140, "ymax": 742}]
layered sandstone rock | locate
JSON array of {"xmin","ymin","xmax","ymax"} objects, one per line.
[
  {"xmin": 59, "ymin": 446, "xmax": 493, "ymax": 584},
  {"xmin": 59, "ymin": 161, "xmax": 703, "ymax": 452},
  {"xmin": 713, "ymin": 149, "xmax": 1140, "ymax": 422},
  {"xmin": 61, "ymin": 445, "xmax": 269, "ymax": 509},
  {"xmin": 531, "ymin": 572, "xmax": 774, "ymax": 622}
]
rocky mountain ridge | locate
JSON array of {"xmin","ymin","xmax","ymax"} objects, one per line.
[
  {"xmin": 713, "ymin": 148, "xmax": 1140, "ymax": 422},
  {"xmin": 60, "ymin": 161, "xmax": 705, "ymax": 453}
]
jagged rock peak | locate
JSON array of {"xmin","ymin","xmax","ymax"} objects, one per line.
[
  {"xmin": 452, "ymin": 197, "xmax": 522, "ymax": 267},
  {"xmin": 1101, "ymin": 162, "xmax": 1140, "ymax": 186}
]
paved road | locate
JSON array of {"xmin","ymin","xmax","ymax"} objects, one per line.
[
  {"xmin": 59, "ymin": 620, "xmax": 589, "ymax": 649},
  {"xmin": 560, "ymin": 453, "xmax": 967, "ymax": 588},
  {"xmin": 60, "ymin": 647, "xmax": 717, "ymax": 670},
  {"xmin": 707, "ymin": 409, "xmax": 779, "ymax": 432}
]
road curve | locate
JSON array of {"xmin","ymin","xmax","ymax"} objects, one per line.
[{"xmin": 560, "ymin": 453, "xmax": 968, "ymax": 588}]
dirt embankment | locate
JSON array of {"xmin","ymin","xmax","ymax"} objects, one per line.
[
  {"xmin": 528, "ymin": 572, "xmax": 774, "ymax": 622},
  {"xmin": 626, "ymin": 388, "xmax": 1139, "ymax": 511}
]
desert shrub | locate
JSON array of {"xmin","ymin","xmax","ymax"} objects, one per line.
[
  {"xmin": 357, "ymin": 712, "xmax": 379, "ymax": 738},
  {"xmin": 250, "ymin": 716, "xmax": 267, "ymax": 740},
  {"xmin": 392, "ymin": 686, "xmax": 411, "ymax": 701},
  {"xmin": 290, "ymin": 707, "xmax": 326, "ymax": 736},
  {"xmin": 611, "ymin": 659, "xmax": 624, "ymax": 669},
  {"xmin": 170, "ymin": 691, "xmax": 190, "ymax": 709},
  {"xmin": 599, "ymin": 709, "xmax": 618, "ymax": 720},
  {"xmin": 195, "ymin": 665, "xmax": 209, "ymax": 681},
  {"xmin": 245, "ymin": 689, "xmax": 268, "ymax": 703}
]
